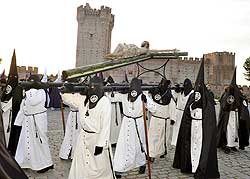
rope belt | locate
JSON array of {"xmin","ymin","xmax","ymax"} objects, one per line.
[
  {"xmin": 24, "ymin": 111, "xmax": 46, "ymax": 144},
  {"xmin": 176, "ymin": 108, "xmax": 184, "ymax": 111},
  {"xmin": 24, "ymin": 110, "xmax": 47, "ymax": 116},
  {"xmin": 152, "ymin": 115, "xmax": 170, "ymax": 120},
  {"xmin": 123, "ymin": 114, "xmax": 142, "ymax": 120},
  {"xmin": 82, "ymin": 127, "xmax": 95, "ymax": 134},
  {"xmin": 123, "ymin": 114, "xmax": 145, "ymax": 153},
  {"xmin": 191, "ymin": 118, "xmax": 202, "ymax": 121},
  {"xmin": 70, "ymin": 110, "xmax": 78, "ymax": 112}
]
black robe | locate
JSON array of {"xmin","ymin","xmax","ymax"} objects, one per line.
[
  {"xmin": 49, "ymin": 87, "xmax": 61, "ymax": 108},
  {"xmin": 238, "ymin": 96, "xmax": 250, "ymax": 148},
  {"xmin": 0, "ymin": 142, "xmax": 28, "ymax": 179},
  {"xmin": 7, "ymin": 85, "xmax": 23, "ymax": 156},
  {"xmin": 173, "ymin": 92, "xmax": 220, "ymax": 179}
]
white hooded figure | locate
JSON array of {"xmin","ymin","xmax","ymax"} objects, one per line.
[
  {"xmin": 59, "ymin": 94, "xmax": 81, "ymax": 160},
  {"xmin": 14, "ymin": 74, "xmax": 53, "ymax": 172},
  {"xmin": 147, "ymin": 79, "xmax": 176, "ymax": 160},
  {"xmin": 112, "ymin": 78, "xmax": 156, "ymax": 176},
  {"xmin": 63, "ymin": 76, "xmax": 114, "ymax": 179},
  {"xmin": 171, "ymin": 78, "xmax": 194, "ymax": 146}
]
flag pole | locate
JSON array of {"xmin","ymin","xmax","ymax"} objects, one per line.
[{"xmin": 142, "ymin": 100, "xmax": 151, "ymax": 179}]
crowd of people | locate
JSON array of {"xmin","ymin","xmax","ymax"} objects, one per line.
[{"xmin": 1, "ymin": 56, "xmax": 250, "ymax": 179}]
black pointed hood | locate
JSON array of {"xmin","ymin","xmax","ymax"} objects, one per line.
[
  {"xmin": 193, "ymin": 58, "xmax": 206, "ymax": 109},
  {"xmin": 0, "ymin": 69, "xmax": 6, "ymax": 84},
  {"xmin": 183, "ymin": 78, "xmax": 193, "ymax": 96},
  {"xmin": 1, "ymin": 50, "xmax": 18, "ymax": 102},
  {"xmin": 150, "ymin": 78, "xmax": 172, "ymax": 105},
  {"xmin": 128, "ymin": 77, "xmax": 142, "ymax": 102},
  {"xmin": 230, "ymin": 67, "xmax": 236, "ymax": 86},
  {"xmin": 229, "ymin": 67, "xmax": 241, "ymax": 109},
  {"xmin": 85, "ymin": 76, "xmax": 104, "ymax": 109}
]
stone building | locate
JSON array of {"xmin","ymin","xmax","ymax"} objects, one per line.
[{"xmin": 76, "ymin": 3, "xmax": 114, "ymax": 67}]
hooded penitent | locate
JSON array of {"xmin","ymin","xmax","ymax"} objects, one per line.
[
  {"xmin": 2, "ymin": 50, "xmax": 23, "ymax": 156},
  {"xmin": 173, "ymin": 59, "xmax": 220, "ymax": 179},
  {"xmin": 183, "ymin": 78, "xmax": 193, "ymax": 96},
  {"xmin": 150, "ymin": 78, "xmax": 172, "ymax": 105},
  {"xmin": 0, "ymin": 51, "xmax": 28, "ymax": 179},
  {"xmin": 0, "ymin": 69, "xmax": 6, "ymax": 85},
  {"xmin": 217, "ymin": 67, "xmax": 249, "ymax": 150},
  {"xmin": 85, "ymin": 76, "xmax": 104, "ymax": 109},
  {"xmin": 49, "ymin": 71, "xmax": 61, "ymax": 109},
  {"xmin": 1, "ymin": 50, "xmax": 18, "ymax": 102},
  {"xmin": 128, "ymin": 77, "xmax": 142, "ymax": 102}
]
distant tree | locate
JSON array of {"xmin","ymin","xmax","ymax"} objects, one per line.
[{"xmin": 243, "ymin": 57, "xmax": 250, "ymax": 81}]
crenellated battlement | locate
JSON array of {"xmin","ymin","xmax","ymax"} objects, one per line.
[
  {"xmin": 206, "ymin": 51, "xmax": 235, "ymax": 56},
  {"xmin": 77, "ymin": 3, "xmax": 113, "ymax": 19},
  {"xmin": 178, "ymin": 57, "xmax": 203, "ymax": 61}
]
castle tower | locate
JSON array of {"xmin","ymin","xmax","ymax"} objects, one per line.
[
  {"xmin": 204, "ymin": 52, "xmax": 235, "ymax": 86},
  {"xmin": 76, "ymin": 3, "xmax": 114, "ymax": 67}
]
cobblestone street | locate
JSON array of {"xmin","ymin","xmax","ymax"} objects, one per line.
[{"xmin": 24, "ymin": 106, "xmax": 250, "ymax": 179}]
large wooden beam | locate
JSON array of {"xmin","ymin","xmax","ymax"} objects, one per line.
[{"xmin": 62, "ymin": 52, "xmax": 188, "ymax": 80}]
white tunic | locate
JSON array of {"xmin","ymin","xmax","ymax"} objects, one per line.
[
  {"xmin": 190, "ymin": 105, "xmax": 203, "ymax": 173},
  {"xmin": 108, "ymin": 92, "xmax": 122, "ymax": 145},
  {"xmin": 61, "ymin": 93, "xmax": 114, "ymax": 179},
  {"xmin": 171, "ymin": 90, "xmax": 194, "ymax": 146},
  {"xmin": 226, "ymin": 110, "xmax": 239, "ymax": 147},
  {"xmin": 148, "ymin": 98, "xmax": 175, "ymax": 158},
  {"xmin": 59, "ymin": 104, "xmax": 80, "ymax": 159},
  {"xmin": 112, "ymin": 93, "xmax": 156, "ymax": 172},
  {"xmin": 1, "ymin": 99, "xmax": 12, "ymax": 145},
  {"xmin": 14, "ymin": 89, "xmax": 53, "ymax": 170}
]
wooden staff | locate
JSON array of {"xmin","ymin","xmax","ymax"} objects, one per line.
[
  {"xmin": 142, "ymin": 100, "xmax": 151, "ymax": 179},
  {"xmin": 60, "ymin": 98, "xmax": 66, "ymax": 135}
]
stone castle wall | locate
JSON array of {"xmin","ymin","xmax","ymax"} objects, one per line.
[{"xmin": 17, "ymin": 66, "xmax": 38, "ymax": 80}]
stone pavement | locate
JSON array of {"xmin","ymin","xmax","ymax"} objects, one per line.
[{"xmin": 24, "ymin": 106, "xmax": 250, "ymax": 179}]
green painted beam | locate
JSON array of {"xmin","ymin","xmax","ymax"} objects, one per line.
[{"xmin": 62, "ymin": 52, "xmax": 188, "ymax": 80}]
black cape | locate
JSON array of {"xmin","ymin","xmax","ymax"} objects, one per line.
[
  {"xmin": 49, "ymin": 87, "xmax": 61, "ymax": 108},
  {"xmin": 238, "ymin": 96, "xmax": 250, "ymax": 148},
  {"xmin": 7, "ymin": 85, "xmax": 23, "ymax": 156},
  {"xmin": 173, "ymin": 90, "xmax": 220, "ymax": 179}
]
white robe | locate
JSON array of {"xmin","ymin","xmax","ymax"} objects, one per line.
[
  {"xmin": 14, "ymin": 89, "xmax": 53, "ymax": 170},
  {"xmin": 226, "ymin": 111, "xmax": 239, "ymax": 147},
  {"xmin": 61, "ymin": 93, "xmax": 114, "ymax": 179},
  {"xmin": 1, "ymin": 99, "xmax": 12, "ymax": 145},
  {"xmin": 148, "ymin": 98, "xmax": 175, "ymax": 158},
  {"xmin": 112, "ymin": 93, "xmax": 156, "ymax": 172},
  {"xmin": 59, "ymin": 105, "xmax": 80, "ymax": 159},
  {"xmin": 190, "ymin": 105, "xmax": 202, "ymax": 173},
  {"xmin": 108, "ymin": 92, "xmax": 122, "ymax": 145},
  {"xmin": 171, "ymin": 90, "xmax": 194, "ymax": 146}
]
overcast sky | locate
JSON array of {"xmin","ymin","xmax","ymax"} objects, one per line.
[{"xmin": 0, "ymin": 0, "xmax": 249, "ymax": 85}]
